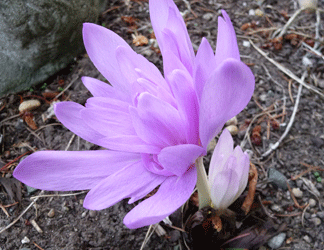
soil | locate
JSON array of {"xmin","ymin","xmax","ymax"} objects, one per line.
[{"xmin": 1, "ymin": 0, "xmax": 324, "ymax": 249}]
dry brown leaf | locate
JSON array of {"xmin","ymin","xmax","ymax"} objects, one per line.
[
  {"xmin": 241, "ymin": 163, "xmax": 258, "ymax": 214},
  {"xmin": 133, "ymin": 35, "xmax": 148, "ymax": 46}
]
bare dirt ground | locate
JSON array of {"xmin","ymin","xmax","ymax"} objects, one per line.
[{"xmin": 1, "ymin": 0, "xmax": 324, "ymax": 249}]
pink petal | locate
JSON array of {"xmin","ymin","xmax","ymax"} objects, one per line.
[
  {"xmin": 96, "ymin": 135, "xmax": 162, "ymax": 154},
  {"xmin": 149, "ymin": 0, "xmax": 194, "ymax": 75},
  {"xmin": 82, "ymin": 77, "xmax": 130, "ymax": 102},
  {"xmin": 158, "ymin": 144, "xmax": 204, "ymax": 176},
  {"xmin": 83, "ymin": 23, "xmax": 130, "ymax": 93},
  {"xmin": 123, "ymin": 166, "xmax": 197, "ymax": 229},
  {"xmin": 83, "ymin": 161, "xmax": 166, "ymax": 210},
  {"xmin": 116, "ymin": 46, "xmax": 170, "ymax": 93},
  {"xmin": 215, "ymin": 10, "xmax": 240, "ymax": 66},
  {"xmin": 168, "ymin": 69, "xmax": 199, "ymax": 144},
  {"xmin": 163, "ymin": 49, "xmax": 190, "ymax": 79},
  {"xmin": 131, "ymin": 92, "xmax": 186, "ymax": 146},
  {"xmin": 81, "ymin": 107, "xmax": 135, "ymax": 137},
  {"xmin": 54, "ymin": 101, "xmax": 106, "ymax": 147},
  {"xmin": 199, "ymin": 58, "xmax": 255, "ymax": 149},
  {"xmin": 13, "ymin": 150, "xmax": 140, "ymax": 191},
  {"xmin": 85, "ymin": 96, "xmax": 130, "ymax": 112},
  {"xmin": 210, "ymin": 157, "xmax": 239, "ymax": 210},
  {"xmin": 209, "ymin": 129, "xmax": 234, "ymax": 182},
  {"xmin": 194, "ymin": 38, "xmax": 216, "ymax": 101}
]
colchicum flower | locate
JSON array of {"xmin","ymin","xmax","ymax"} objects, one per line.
[
  {"xmin": 13, "ymin": 0, "xmax": 254, "ymax": 229},
  {"xmin": 209, "ymin": 129, "xmax": 250, "ymax": 211}
]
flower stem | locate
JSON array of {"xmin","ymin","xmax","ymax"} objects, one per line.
[{"xmin": 195, "ymin": 156, "xmax": 211, "ymax": 209}]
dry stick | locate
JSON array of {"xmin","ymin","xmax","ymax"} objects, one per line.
[
  {"xmin": 54, "ymin": 76, "xmax": 78, "ymax": 99},
  {"xmin": 140, "ymin": 224, "xmax": 155, "ymax": 250},
  {"xmin": 0, "ymin": 190, "xmax": 44, "ymax": 234},
  {"xmin": 250, "ymin": 40, "xmax": 324, "ymax": 98},
  {"xmin": 64, "ymin": 134, "xmax": 76, "ymax": 151},
  {"xmin": 272, "ymin": 7, "xmax": 307, "ymax": 38},
  {"xmin": 30, "ymin": 191, "xmax": 87, "ymax": 200},
  {"xmin": 261, "ymin": 72, "xmax": 306, "ymax": 158}
]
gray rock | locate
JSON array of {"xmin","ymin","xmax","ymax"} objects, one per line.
[
  {"xmin": 268, "ymin": 233, "xmax": 286, "ymax": 249},
  {"xmin": 268, "ymin": 168, "xmax": 288, "ymax": 190},
  {"xmin": 0, "ymin": 0, "xmax": 105, "ymax": 96},
  {"xmin": 26, "ymin": 185, "xmax": 38, "ymax": 195}
]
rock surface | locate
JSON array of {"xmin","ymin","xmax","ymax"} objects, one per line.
[{"xmin": 0, "ymin": 0, "xmax": 105, "ymax": 96}]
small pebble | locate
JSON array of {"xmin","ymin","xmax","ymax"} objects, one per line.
[
  {"xmin": 268, "ymin": 233, "xmax": 286, "ymax": 249},
  {"xmin": 249, "ymin": 9, "xmax": 255, "ymax": 15},
  {"xmin": 259, "ymin": 93, "xmax": 267, "ymax": 102},
  {"xmin": 225, "ymin": 125, "xmax": 238, "ymax": 136},
  {"xmin": 292, "ymin": 188, "xmax": 303, "ymax": 198},
  {"xmin": 308, "ymin": 198, "xmax": 316, "ymax": 207},
  {"xmin": 89, "ymin": 210, "xmax": 96, "ymax": 218},
  {"xmin": 225, "ymin": 116, "xmax": 238, "ymax": 126},
  {"xmin": 318, "ymin": 80, "xmax": 324, "ymax": 89},
  {"xmin": 18, "ymin": 99, "xmax": 41, "ymax": 113},
  {"xmin": 255, "ymin": 9, "xmax": 264, "ymax": 16},
  {"xmin": 169, "ymin": 230, "xmax": 181, "ymax": 242},
  {"xmin": 310, "ymin": 217, "xmax": 321, "ymax": 226},
  {"xmin": 316, "ymin": 211, "xmax": 324, "ymax": 219},
  {"xmin": 21, "ymin": 236, "xmax": 30, "ymax": 244},
  {"xmin": 271, "ymin": 204, "xmax": 282, "ymax": 213},
  {"xmin": 26, "ymin": 185, "xmax": 38, "ymax": 195},
  {"xmin": 202, "ymin": 13, "xmax": 214, "ymax": 20},
  {"xmin": 298, "ymin": 0, "xmax": 318, "ymax": 9},
  {"xmin": 243, "ymin": 40, "xmax": 251, "ymax": 47},
  {"xmin": 303, "ymin": 235, "xmax": 312, "ymax": 243},
  {"xmin": 47, "ymin": 208, "xmax": 55, "ymax": 218},
  {"xmin": 81, "ymin": 211, "xmax": 87, "ymax": 218},
  {"xmin": 62, "ymin": 206, "xmax": 69, "ymax": 212}
]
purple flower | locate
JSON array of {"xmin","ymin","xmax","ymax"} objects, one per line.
[
  {"xmin": 13, "ymin": 0, "xmax": 254, "ymax": 229},
  {"xmin": 209, "ymin": 129, "xmax": 250, "ymax": 210}
]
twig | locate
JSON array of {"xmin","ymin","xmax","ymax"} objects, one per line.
[
  {"xmin": 250, "ymin": 39, "xmax": 324, "ymax": 98},
  {"xmin": 0, "ymin": 114, "xmax": 21, "ymax": 125},
  {"xmin": 54, "ymin": 76, "xmax": 78, "ymax": 99},
  {"xmin": 0, "ymin": 204, "xmax": 10, "ymax": 217},
  {"xmin": 314, "ymin": 9, "xmax": 322, "ymax": 49},
  {"xmin": 302, "ymin": 42, "xmax": 324, "ymax": 60},
  {"xmin": 286, "ymin": 181, "xmax": 307, "ymax": 209},
  {"xmin": 262, "ymin": 72, "xmax": 306, "ymax": 158},
  {"xmin": 301, "ymin": 203, "xmax": 310, "ymax": 227},
  {"xmin": 0, "ymin": 150, "xmax": 33, "ymax": 172},
  {"xmin": 272, "ymin": 7, "xmax": 307, "ymax": 38},
  {"xmin": 64, "ymin": 134, "xmax": 76, "ymax": 151},
  {"xmin": 0, "ymin": 190, "xmax": 44, "ymax": 234},
  {"xmin": 140, "ymin": 224, "xmax": 157, "ymax": 250},
  {"xmin": 30, "ymin": 191, "xmax": 87, "ymax": 200},
  {"xmin": 33, "ymin": 241, "xmax": 45, "ymax": 250}
]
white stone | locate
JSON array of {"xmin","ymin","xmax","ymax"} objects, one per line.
[
  {"xmin": 225, "ymin": 125, "xmax": 239, "ymax": 136},
  {"xmin": 21, "ymin": 236, "xmax": 30, "ymax": 244},
  {"xmin": 249, "ymin": 9, "xmax": 255, "ymax": 16},
  {"xmin": 292, "ymin": 187, "xmax": 303, "ymax": 198},
  {"xmin": 309, "ymin": 198, "xmax": 316, "ymax": 207},
  {"xmin": 255, "ymin": 9, "xmax": 264, "ymax": 16},
  {"xmin": 243, "ymin": 40, "xmax": 250, "ymax": 47},
  {"xmin": 225, "ymin": 116, "xmax": 238, "ymax": 126},
  {"xmin": 268, "ymin": 233, "xmax": 286, "ymax": 249},
  {"xmin": 18, "ymin": 99, "xmax": 41, "ymax": 113},
  {"xmin": 203, "ymin": 13, "xmax": 214, "ymax": 20},
  {"xmin": 298, "ymin": 0, "xmax": 317, "ymax": 9}
]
